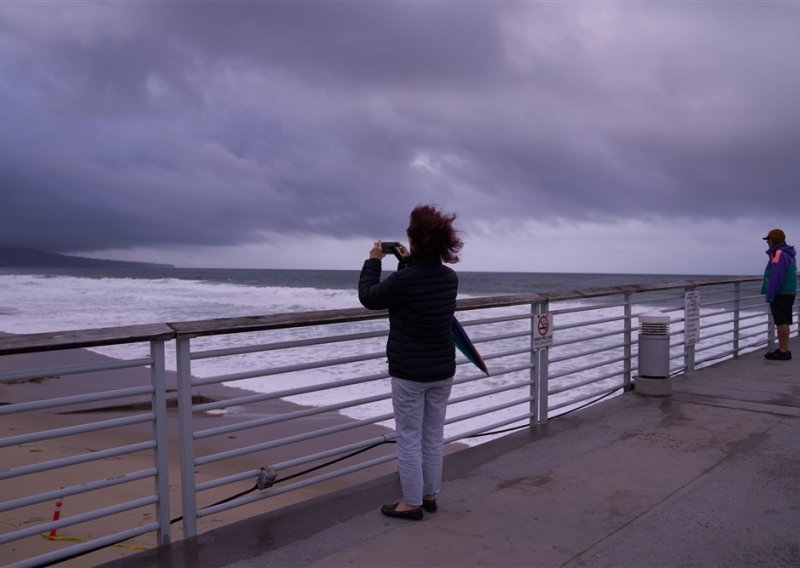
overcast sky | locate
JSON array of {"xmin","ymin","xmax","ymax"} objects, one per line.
[{"xmin": 1, "ymin": 2, "xmax": 798, "ymax": 275}]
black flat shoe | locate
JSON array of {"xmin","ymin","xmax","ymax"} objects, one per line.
[
  {"xmin": 381, "ymin": 502, "xmax": 423, "ymax": 520},
  {"xmin": 422, "ymin": 498, "xmax": 437, "ymax": 513}
]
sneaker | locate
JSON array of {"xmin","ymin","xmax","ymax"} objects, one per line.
[{"xmin": 765, "ymin": 349, "xmax": 792, "ymax": 361}]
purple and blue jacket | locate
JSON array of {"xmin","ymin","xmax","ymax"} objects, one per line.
[{"xmin": 761, "ymin": 242, "xmax": 797, "ymax": 302}]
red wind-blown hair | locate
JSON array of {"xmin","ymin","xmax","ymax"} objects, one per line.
[{"xmin": 406, "ymin": 204, "xmax": 463, "ymax": 263}]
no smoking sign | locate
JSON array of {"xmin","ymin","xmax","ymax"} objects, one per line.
[{"xmin": 534, "ymin": 313, "xmax": 553, "ymax": 350}]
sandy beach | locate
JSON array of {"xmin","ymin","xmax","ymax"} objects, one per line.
[{"xmin": 0, "ymin": 346, "xmax": 398, "ymax": 566}]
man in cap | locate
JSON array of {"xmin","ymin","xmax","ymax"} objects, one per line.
[{"xmin": 761, "ymin": 229, "xmax": 797, "ymax": 360}]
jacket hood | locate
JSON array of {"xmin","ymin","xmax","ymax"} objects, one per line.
[{"xmin": 766, "ymin": 243, "xmax": 796, "ymax": 259}]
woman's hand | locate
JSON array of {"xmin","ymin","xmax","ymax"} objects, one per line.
[
  {"xmin": 395, "ymin": 243, "xmax": 410, "ymax": 257},
  {"xmin": 369, "ymin": 241, "xmax": 384, "ymax": 260}
]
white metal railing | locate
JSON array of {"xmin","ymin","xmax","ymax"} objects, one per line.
[
  {"xmin": 1, "ymin": 275, "xmax": 797, "ymax": 566},
  {"xmin": 0, "ymin": 327, "xmax": 174, "ymax": 568}
]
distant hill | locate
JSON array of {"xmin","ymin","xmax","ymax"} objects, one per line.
[{"xmin": 0, "ymin": 247, "xmax": 174, "ymax": 269}]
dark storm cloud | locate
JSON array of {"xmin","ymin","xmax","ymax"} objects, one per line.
[{"xmin": 1, "ymin": 2, "xmax": 798, "ymax": 254}]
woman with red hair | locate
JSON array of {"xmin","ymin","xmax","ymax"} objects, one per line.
[{"xmin": 359, "ymin": 204, "xmax": 463, "ymax": 520}]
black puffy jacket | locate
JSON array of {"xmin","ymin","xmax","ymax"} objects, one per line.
[{"xmin": 358, "ymin": 254, "xmax": 458, "ymax": 382}]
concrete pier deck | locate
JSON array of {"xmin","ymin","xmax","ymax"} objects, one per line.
[{"xmin": 104, "ymin": 339, "xmax": 799, "ymax": 568}]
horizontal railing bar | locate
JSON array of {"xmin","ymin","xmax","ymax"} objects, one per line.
[
  {"xmin": 583, "ymin": 366, "xmax": 628, "ymax": 385},
  {"xmin": 552, "ymin": 328, "xmax": 625, "ymax": 349},
  {"xmin": 695, "ymin": 311, "xmax": 732, "ymax": 322},
  {"xmin": 195, "ymin": 413, "xmax": 395, "ymax": 466},
  {"xmin": 696, "ymin": 328, "xmax": 734, "ymax": 342},
  {"xmin": 480, "ymin": 346, "xmax": 535, "ymax": 362},
  {"xmin": 8, "ymin": 524, "xmax": 160, "ymax": 568},
  {"xmin": 698, "ymin": 316, "xmax": 736, "ymax": 330},
  {"xmin": 0, "ymin": 441, "xmax": 155, "ymax": 480},
  {"xmin": 739, "ymin": 329, "xmax": 768, "ymax": 341},
  {"xmin": 192, "ymin": 350, "xmax": 386, "ymax": 387},
  {"xmin": 695, "ymin": 337, "xmax": 739, "ymax": 354},
  {"xmin": 459, "ymin": 361, "xmax": 535, "ymax": 380},
  {"xmin": 194, "ymin": 390, "xmax": 392, "ymax": 440},
  {"xmin": 739, "ymin": 319, "xmax": 767, "ymax": 331},
  {"xmin": 549, "ymin": 355, "xmax": 626, "ymax": 381},
  {"xmin": 695, "ymin": 289, "xmax": 736, "ymax": 299},
  {"xmin": 197, "ymin": 453, "xmax": 398, "ymax": 518},
  {"xmin": 555, "ymin": 313, "xmax": 627, "ymax": 331},
  {"xmin": 673, "ymin": 335, "xmax": 688, "ymax": 345},
  {"xmin": 471, "ymin": 330, "xmax": 532, "ymax": 345},
  {"xmin": 701, "ymin": 297, "xmax": 738, "ymax": 308},
  {"xmin": 449, "ymin": 380, "xmax": 534, "ymax": 406},
  {"xmin": 447, "ymin": 396, "xmax": 533, "ymax": 427},
  {"xmin": 551, "ymin": 300, "xmax": 626, "ymax": 315},
  {"xmin": 194, "ymin": 371, "xmax": 390, "ymax": 413},
  {"xmin": 0, "ymin": 468, "xmax": 156, "ymax": 513},
  {"xmin": 550, "ymin": 340, "xmax": 627, "ymax": 364},
  {"xmin": 449, "ymin": 365, "xmax": 531, "ymax": 397},
  {"xmin": 551, "ymin": 327, "xmax": 624, "ymax": 348},
  {"xmin": 739, "ymin": 308, "xmax": 767, "ymax": 316},
  {"xmin": 0, "ymin": 495, "xmax": 157, "ymax": 545},
  {"xmin": 458, "ymin": 312, "xmax": 534, "ymax": 327},
  {"xmin": 550, "ymin": 368, "xmax": 624, "ymax": 395},
  {"xmin": 0, "ymin": 413, "xmax": 154, "ymax": 448},
  {"xmin": 0, "ymin": 385, "xmax": 154, "ymax": 416},
  {"xmin": 739, "ymin": 305, "xmax": 766, "ymax": 313},
  {"xmin": 196, "ymin": 470, "xmax": 261, "ymax": 493},
  {"xmin": 197, "ymin": 434, "xmax": 395, "ymax": 493},
  {"xmin": 696, "ymin": 349, "xmax": 736, "ymax": 366},
  {"xmin": 549, "ymin": 384, "xmax": 624, "ymax": 413},
  {"xmin": 201, "ymin": 370, "xmax": 388, "ymax": 411},
  {"xmin": 0, "ymin": 357, "xmax": 154, "ymax": 384},
  {"xmin": 446, "ymin": 413, "xmax": 534, "ymax": 443},
  {"xmin": 739, "ymin": 319, "xmax": 767, "ymax": 330},
  {"xmin": 178, "ymin": 295, "xmax": 544, "ymax": 341},
  {"xmin": 268, "ymin": 434, "xmax": 395, "ymax": 474},
  {"xmin": 191, "ymin": 328, "xmax": 389, "ymax": 360},
  {"xmin": 0, "ymin": 325, "xmax": 173, "ymax": 356},
  {"xmin": 669, "ymin": 351, "xmax": 687, "ymax": 361}
]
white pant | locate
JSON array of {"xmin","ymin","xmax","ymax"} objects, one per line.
[{"xmin": 391, "ymin": 376, "xmax": 453, "ymax": 506}]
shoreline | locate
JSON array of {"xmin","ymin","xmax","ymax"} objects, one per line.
[{"xmin": 1, "ymin": 347, "xmax": 397, "ymax": 566}]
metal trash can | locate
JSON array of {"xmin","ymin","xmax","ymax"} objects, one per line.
[{"xmin": 636, "ymin": 311, "xmax": 671, "ymax": 396}]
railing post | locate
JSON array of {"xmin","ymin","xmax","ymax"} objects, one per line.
[
  {"xmin": 733, "ymin": 282, "xmax": 741, "ymax": 358},
  {"xmin": 176, "ymin": 336, "xmax": 198, "ymax": 539},
  {"xmin": 684, "ymin": 287, "xmax": 696, "ymax": 374},
  {"xmin": 767, "ymin": 310, "xmax": 776, "ymax": 348},
  {"xmin": 150, "ymin": 340, "xmax": 171, "ymax": 545},
  {"xmin": 529, "ymin": 303, "xmax": 537, "ymax": 427},
  {"xmin": 623, "ymin": 293, "xmax": 632, "ymax": 391},
  {"xmin": 532, "ymin": 301, "xmax": 549, "ymax": 425},
  {"xmin": 796, "ymin": 274, "xmax": 800, "ymax": 338}
]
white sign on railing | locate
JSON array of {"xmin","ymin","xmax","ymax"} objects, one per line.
[
  {"xmin": 685, "ymin": 290, "xmax": 700, "ymax": 345},
  {"xmin": 533, "ymin": 313, "xmax": 553, "ymax": 350}
]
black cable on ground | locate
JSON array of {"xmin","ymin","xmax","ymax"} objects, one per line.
[{"xmin": 170, "ymin": 439, "xmax": 396, "ymax": 525}]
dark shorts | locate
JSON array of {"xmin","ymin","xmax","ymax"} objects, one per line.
[{"xmin": 770, "ymin": 294, "xmax": 796, "ymax": 325}]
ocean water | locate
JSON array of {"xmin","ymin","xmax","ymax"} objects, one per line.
[
  {"xmin": 0, "ymin": 264, "xmax": 713, "ymax": 331},
  {"xmin": 0, "ymin": 266, "xmax": 745, "ymax": 440}
]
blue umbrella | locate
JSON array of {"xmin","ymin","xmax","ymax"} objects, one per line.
[{"xmin": 453, "ymin": 317, "xmax": 489, "ymax": 376}]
